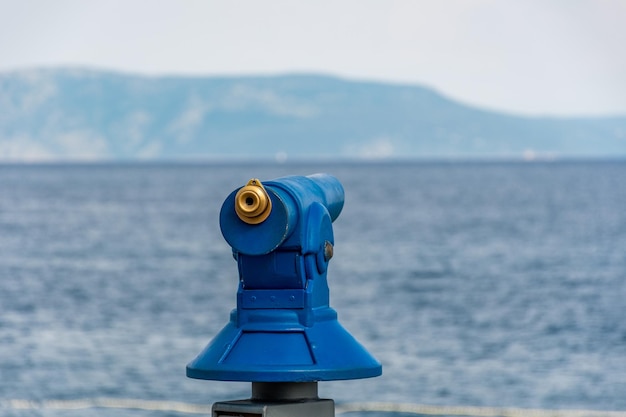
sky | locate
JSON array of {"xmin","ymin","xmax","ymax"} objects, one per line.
[{"xmin": 1, "ymin": 0, "xmax": 625, "ymax": 117}]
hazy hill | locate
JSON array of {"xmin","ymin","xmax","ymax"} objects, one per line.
[{"xmin": 1, "ymin": 68, "xmax": 625, "ymax": 161}]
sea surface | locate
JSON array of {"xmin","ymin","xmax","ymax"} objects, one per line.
[{"xmin": 1, "ymin": 161, "xmax": 625, "ymax": 416}]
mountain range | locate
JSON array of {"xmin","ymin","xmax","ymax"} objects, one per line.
[{"xmin": 1, "ymin": 68, "xmax": 625, "ymax": 161}]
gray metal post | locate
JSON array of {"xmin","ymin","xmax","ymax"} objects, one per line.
[{"xmin": 212, "ymin": 382, "xmax": 334, "ymax": 417}]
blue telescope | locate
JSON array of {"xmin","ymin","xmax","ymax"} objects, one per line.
[{"xmin": 187, "ymin": 174, "xmax": 382, "ymax": 382}]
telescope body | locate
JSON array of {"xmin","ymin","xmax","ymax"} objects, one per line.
[{"xmin": 187, "ymin": 174, "xmax": 382, "ymax": 382}]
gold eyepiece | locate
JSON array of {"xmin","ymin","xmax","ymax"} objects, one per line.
[{"xmin": 235, "ymin": 178, "xmax": 272, "ymax": 224}]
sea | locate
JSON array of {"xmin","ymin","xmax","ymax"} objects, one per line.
[{"xmin": 1, "ymin": 160, "xmax": 625, "ymax": 416}]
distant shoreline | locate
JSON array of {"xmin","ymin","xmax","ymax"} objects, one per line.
[{"xmin": 1, "ymin": 156, "xmax": 625, "ymax": 167}]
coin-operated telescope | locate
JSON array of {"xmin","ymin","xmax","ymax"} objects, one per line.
[{"xmin": 187, "ymin": 174, "xmax": 381, "ymax": 417}]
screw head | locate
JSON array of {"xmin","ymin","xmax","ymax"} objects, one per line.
[{"xmin": 324, "ymin": 241, "xmax": 334, "ymax": 262}]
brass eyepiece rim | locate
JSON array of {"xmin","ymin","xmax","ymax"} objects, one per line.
[{"xmin": 235, "ymin": 179, "xmax": 272, "ymax": 224}]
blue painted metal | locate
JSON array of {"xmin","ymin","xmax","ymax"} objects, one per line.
[{"xmin": 187, "ymin": 174, "xmax": 382, "ymax": 382}]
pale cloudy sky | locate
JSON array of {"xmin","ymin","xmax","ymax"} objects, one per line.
[{"xmin": 1, "ymin": 0, "xmax": 625, "ymax": 116}]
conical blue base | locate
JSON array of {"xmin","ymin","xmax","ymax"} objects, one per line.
[{"xmin": 186, "ymin": 308, "xmax": 382, "ymax": 382}]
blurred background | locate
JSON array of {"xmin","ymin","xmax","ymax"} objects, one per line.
[
  {"xmin": 1, "ymin": 1, "xmax": 625, "ymax": 416},
  {"xmin": 1, "ymin": 0, "xmax": 626, "ymax": 162}
]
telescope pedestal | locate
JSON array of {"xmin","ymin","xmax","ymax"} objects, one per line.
[{"xmin": 212, "ymin": 382, "xmax": 334, "ymax": 417}]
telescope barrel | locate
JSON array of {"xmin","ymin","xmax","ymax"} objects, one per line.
[{"xmin": 220, "ymin": 174, "xmax": 345, "ymax": 256}]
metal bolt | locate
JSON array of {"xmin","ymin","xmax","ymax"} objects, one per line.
[{"xmin": 324, "ymin": 241, "xmax": 333, "ymax": 262}]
